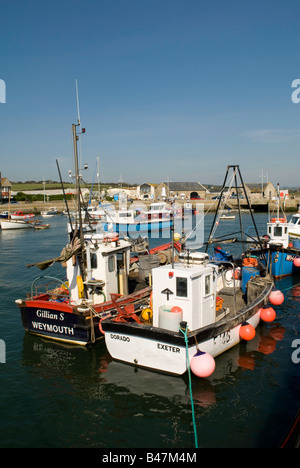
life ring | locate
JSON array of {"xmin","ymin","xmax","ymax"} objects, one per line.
[
  {"xmin": 104, "ymin": 236, "xmax": 119, "ymax": 243},
  {"xmin": 271, "ymin": 218, "xmax": 286, "ymax": 223}
]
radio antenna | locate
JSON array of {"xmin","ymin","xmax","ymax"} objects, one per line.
[{"xmin": 75, "ymin": 79, "xmax": 81, "ymax": 126}]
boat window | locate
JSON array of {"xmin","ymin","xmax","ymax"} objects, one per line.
[
  {"xmin": 176, "ymin": 277, "xmax": 188, "ymax": 297},
  {"xmin": 274, "ymin": 226, "xmax": 282, "ymax": 237},
  {"xmin": 285, "ymin": 227, "xmax": 288, "ymax": 234},
  {"xmin": 119, "ymin": 212, "xmax": 131, "ymax": 218},
  {"xmin": 108, "ymin": 255, "xmax": 115, "ymax": 272},
  {"xmin": 268, "ymin": 226, "xmax": 272, "ymax": 234},
  {"xmin": 204, "ymin": 275, "xmax": 211, "ymax": 295},
  {"xmin": 90, "ymin": 253, "xmax": 97, "ymax": 269}
]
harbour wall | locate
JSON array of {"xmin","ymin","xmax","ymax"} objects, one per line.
[{"xmin": 3, "ymin": 196, "xmax": 299, "ymax": 215}]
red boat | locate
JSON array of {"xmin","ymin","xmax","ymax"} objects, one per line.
[{"xmin": 11, "ymin": 210, "xmax": 35, "ymax": 220}]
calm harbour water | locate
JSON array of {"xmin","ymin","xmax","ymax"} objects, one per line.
[{"xmin": 0, "ymin": 212, "xmax": 299, "ymax": 448}]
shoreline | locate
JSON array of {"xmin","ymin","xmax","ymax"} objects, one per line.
[{"xmin": 1, "ymin": 196, "xmax": 299, "ymax": 215}]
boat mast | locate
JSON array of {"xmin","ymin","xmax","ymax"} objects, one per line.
[
  {"xmin": 72, "ymin": 122, "xmax": 87, "ymax": 290},
  {"xmin": 72, "ymin": 123, "xmax": 84, "ymax": 245}
]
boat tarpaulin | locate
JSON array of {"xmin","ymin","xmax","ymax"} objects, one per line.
[{"xmin": 26, "ymin": 237, "xmax": 82, "ymax": 270}]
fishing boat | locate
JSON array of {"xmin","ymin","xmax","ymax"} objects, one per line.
[
  {"xmin": 0, "ymin": 211, "xmax": 9, "ymax": 219},
  {"xmin": 101, "ymin": 165, "xmax": 276, "ymax": 377},
  {"xmin": 1, "ymin": 192, "xmax": 36, "ymax": 229},
  {"xmin": 288, "ymin": 208, "xmax": 300, "ymax": 236},
  {"xmin": 246, "ymin": 195, "xmax": 300, "ymax": 279},
  {"xmin": 101, "ymin": 246, "xmax": 274, "ymax": 376},
  {"xmin": 1, "ymin": 218, "xmax": 34, "ymax": 230},
  {"xmin": 220, "ymin": 215, "xmax": 236, "ymax": 220},
  {"xmin": 41, "ymin": 207, "xmax": 58, "ymax": 217},
  {"xmin": 101, "ymin": 205, "xmax": 173, "ymax": 237},
  {"xmin": 10, "ymin": 210, "xmax": 35, "ymax": 220},
  {"xmin": 15, "ymin": 120, "xmax": 173, "ymax": 345}
]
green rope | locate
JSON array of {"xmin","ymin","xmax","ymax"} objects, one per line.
[
  {"xmin": 180, "ymin": 326, "xmax": 198, "ymax": 449},
  {"xmin": 274, "ymin": 281, "xmax": 300, "ymax": 292}
]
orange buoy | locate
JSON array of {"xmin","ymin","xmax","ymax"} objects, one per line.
[
  {"xmin": 170, "ymin": 306, "xmax": 183, "ymax": 313},
  {"xmin": 242, "ymin": 257, "xmax": 258, "ymax": 267},
  {"xmin": 294, "ymin": 257, "xmax": 300, "ymax": 268},
  {"xmin": 260, "ymin": 305, "xmax": 276, "ymax": 322},
  {"xmin": 269, "ymin": 288, "xmax": 284, "ymax": 306},
  {"xmin": 190, "ymin": 350, "xmax": 216, "ymax": 378},
  {"xmin": 239, "ymin": 322, "xmax": 256, "ymax": 341}
]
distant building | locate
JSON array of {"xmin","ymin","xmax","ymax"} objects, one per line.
[
  {"xmin": 155, "ymin": 182, "xmax": 208, "ymax": 200},
  {"xmin": 137, "ymin": 183, "xmax": 157, "ymax": 200},
  {"xmin": 204, "ymin": 181, "xmax": 278, "ymax": 201},
  {"xmin": 0, "ymin": 174, "xmax": 12, "ymax": 203},
  {"xmin": 245, "ymin": 182, "xmax": 277, "ymax": 199}
]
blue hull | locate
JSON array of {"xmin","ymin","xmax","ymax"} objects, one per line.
[
  {"xmin": 269, "ymin": 249, "xmax": 300, "ymax": 278},
  {"xmin": 19, "ymin": 304, "xmax": 101, "ymax": 345},
  {"xmin": 102, "ymin": 220, "xmax": 172, "ymax": 236},
  {"xmin": 254, "ymin": 248, "xmax": 300, "ymax": 279}
]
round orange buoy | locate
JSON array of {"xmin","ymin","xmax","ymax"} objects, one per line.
[
  {"xmin": 239, "ymin": 322, "xmax": 256, "ymax": 341},
  {"xmin": 260, "ymin": 305, "xmax": 276, "ymax": 323},
  {"xmin": 269, "ymin": 288, "xmax": 284, "ymax": 306},
  {"xmin": 170, "ymin": 306, "xmax": 183, "ymax": 313},
  {"xmin": 294, "ymin": 257, "xmax": 300, "ymax": 268},
  {"xmin": 190, "ymin": 350, "xmax": 216, "ymax": 378}
]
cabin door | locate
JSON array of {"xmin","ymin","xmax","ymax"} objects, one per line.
[{"xmin": 202, "ymin": 273, "xmax": 215, "ymax": 327}]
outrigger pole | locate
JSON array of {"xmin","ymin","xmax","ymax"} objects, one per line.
[
  {"xmin": 56, "ymin": 159, "xmax": 73, "ymax": 234},
  {"xmin": 205, "ymin": 165, "xmax": 267, "ymax": 262}
]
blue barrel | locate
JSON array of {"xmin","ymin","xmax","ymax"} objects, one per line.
[
  {"xmin": 292, "ymin": 239, "xmax": 300, "ymax": 249},
  {"xmin": 242, "ymin": 266, "xmax": 260, "ymax": 294}
]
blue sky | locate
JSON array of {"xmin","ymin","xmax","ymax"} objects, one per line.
[{"xmin": 1, "ymin": 0, "xmax": 299, "ymax": 186}]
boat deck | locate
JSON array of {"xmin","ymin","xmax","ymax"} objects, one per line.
[{"xmin": 216, "ymin": 287, "xmax": 247, "ymax": 321}]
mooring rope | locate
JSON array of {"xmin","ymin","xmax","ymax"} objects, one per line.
[
  {"xmin": 275, "ymin": 281, "xmax": 300, "ymax": 293},
  {"xmin": 180, "ymin": 326, "xmax": 198, "ymax": 449}
]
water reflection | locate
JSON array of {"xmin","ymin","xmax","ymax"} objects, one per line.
[{"xmin": 21, "ymin": 318, "xmax": 285, "ymax": 412}]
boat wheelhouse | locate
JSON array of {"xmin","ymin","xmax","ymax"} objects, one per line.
[{"xmin": 102, "ymin": 251, "xmax": 274, "ymax": 375}]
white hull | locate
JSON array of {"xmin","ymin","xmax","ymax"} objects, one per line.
[
  {"xmin": 104, "ymin": 309, "xmax": 262, "ymax": 375},
  {"xmin": 10, "ymin": 215, "xmax": 34, "ymax": 220},
  {"xmin": 1, "ymin": 219, "xmax": 33, "ymax": 230}
]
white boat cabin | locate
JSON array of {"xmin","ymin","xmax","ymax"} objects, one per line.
[
  {"xmin": 152, "ymin": 254, "xmax": 219, "ymax": 333},
  {"xmin": 66, "ymin": 233, "xmax": 131, "ymax": 304},
  {"xmin": 289, "ymin": 212, "xmax": 300, "ymax": 235},
  {"xmin": 267, "ymin": 218, "xmax": 290, "ymax": 248}
]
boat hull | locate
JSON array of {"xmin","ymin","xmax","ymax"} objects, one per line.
[
  {"xmin": 254, "ymin": 247, "xmax": 300, "ymax": 279},
  {"xmin": 102, "ymin": 220, "xmax": 172, "ymax": 235},
  {"xmin": 102, "ymin": 282, "xmax": 273, "ymax": 375},
  {"xmin": 270, "ymin": 250, "xmax": 300, "ymax": 278},
  {"xmin": 19, "ymin": 302, "xmax": 98, "ymax": 345},
  {"xmin": 16, "ymin": 287, "xmax": 151, "ymax": 345},
  {"xmin": 1, "ymin": 219, "xmax": 33, "ymax": 229}
]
